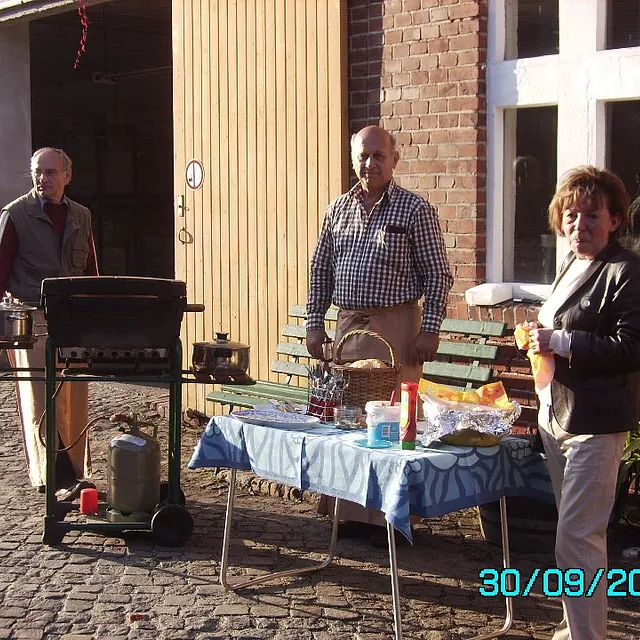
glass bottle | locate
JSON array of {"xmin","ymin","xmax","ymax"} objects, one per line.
[{"xmin": 399, "ymin": 382, "xmax": 417, "ymax": 450}]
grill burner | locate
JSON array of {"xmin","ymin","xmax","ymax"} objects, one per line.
[{"xmin": 58, "ymin": 347, "xmax": 170, "ymax": 374}]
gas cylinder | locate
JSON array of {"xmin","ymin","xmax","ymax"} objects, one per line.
[{"xmin": 107, "ymin": 415, "xmax": 161, "ymax": 515}]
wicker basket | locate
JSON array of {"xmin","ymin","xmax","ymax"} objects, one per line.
[{"xmin": 330, "ymin": 329, "xmax": 400, "ymax": 408}]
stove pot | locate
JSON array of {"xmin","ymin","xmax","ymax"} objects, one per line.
[
  {"xmin": 192, "ymin": 332, "xmax": 250, "ymax": 376},
  {"xmin": 0, "ymin": 293, "xmax": 37, "ymax": 342}
]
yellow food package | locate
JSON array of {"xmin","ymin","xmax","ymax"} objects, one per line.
[
  {"xmin": 460, "ymin": 390, "xmax": 483, "ymax": 405},
  {"xmin": 514, "ymin": 324, "xmax": 530, "ymax": 350},
  {"xmin": 418, "ymin": 378, "xmax": 463, "ymax": 402},
  {"xmin": 476, "ymin": 381, "xmax": 511, "ymax": 408}
]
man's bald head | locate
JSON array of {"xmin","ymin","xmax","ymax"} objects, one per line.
[{"xmin": 350, "ymin": 125, "xmax": 399, "ymax": 198}]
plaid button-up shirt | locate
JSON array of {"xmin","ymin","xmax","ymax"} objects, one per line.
[{"xmin": 307, "ymin": 180, "xmax": 453, "ymax": 333}]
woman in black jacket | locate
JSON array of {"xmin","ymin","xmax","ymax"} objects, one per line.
[{"xmin": 522, "ymin": 166, "xmax": 640, "ymax": 640}]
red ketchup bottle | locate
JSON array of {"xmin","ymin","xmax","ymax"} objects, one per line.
[{"xmin": 399, "ymin": 382, "xmax": 418, "ymax": 450}]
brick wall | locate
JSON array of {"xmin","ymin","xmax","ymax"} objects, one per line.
[{"xmin": 348, "ymin": 0, "xmax": 488, "ymax": 320}]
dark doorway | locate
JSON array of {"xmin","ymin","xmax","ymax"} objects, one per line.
[{"xmin": 29, "ymin": 0, "xmax": 174, "ymax": 277}]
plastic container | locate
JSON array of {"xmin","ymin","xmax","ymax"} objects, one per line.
[{"xmin": 365, "ymin": 400, "xmax": 401, "ymax": 444}]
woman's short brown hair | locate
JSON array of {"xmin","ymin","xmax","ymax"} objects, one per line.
[{"xmin": 548, "ymin": 165, "xmax": 630, "ymax": 239}]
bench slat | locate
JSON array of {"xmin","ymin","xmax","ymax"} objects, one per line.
[
  {"xmin": 205, "ymin": 391, "xmax": 267, "ymax": 409},
  {"xmin": 423, "ymin": 361, "xmax": 492, "ymax": 384},
  {"xmin": 289, "ymin": 305, "xmax": 338, "ymax": 322},
  {"xmin": 277, "ymin": 339, "xmax": 498, "ymax": 362},
  {"xmin": 220, "ymin": 381, "xmax": 308, "ymax": 401},
  {"xmin": 282, "ymin": 324, "xmax": 336, "ymax": 340},
  {"xmin": 271, "ymin": 360, "xmax": 310, "ymax": 378},
  {"xmin": 437, "ymin": 342, "xmax": 499, "ymax": 360},
  {"xmin": 440, "ymin": 318, "xmax": 507, "ymax": 337}
]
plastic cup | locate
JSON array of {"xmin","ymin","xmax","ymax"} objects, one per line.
[{"xmin": 79, "ymin": 487, "xmax": 99, "ymax": 515}]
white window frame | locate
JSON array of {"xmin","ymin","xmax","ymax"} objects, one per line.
[{"xmin": 486, "ymin": 0, "xmax": 640, "ymax": 301}]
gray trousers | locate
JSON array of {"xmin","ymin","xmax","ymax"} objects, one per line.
[{"xmin": 538, "ymin": 404, "xmax": 626, "ymax": 640}]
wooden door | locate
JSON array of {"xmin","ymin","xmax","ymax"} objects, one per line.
[{"xmin": 172, "ymin": 0, "xmax": 347, "ymax": 411}]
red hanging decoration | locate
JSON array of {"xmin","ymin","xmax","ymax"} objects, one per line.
[{"xmin": 73, "ymin": 0, "xmax": 90, "ymax": 69}]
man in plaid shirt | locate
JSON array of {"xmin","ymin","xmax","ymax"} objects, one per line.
[
  {"xmin": 306, "ymin": 125, "xmax": 453, "ymax": 542},
  {"xmin": 307, "ymin": 125, "xmax": 453, "ymax": 387}
]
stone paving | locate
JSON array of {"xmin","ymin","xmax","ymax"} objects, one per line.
[{"xmin": 0, "ymin": 380, "xmax": 638, "ymax": 639}]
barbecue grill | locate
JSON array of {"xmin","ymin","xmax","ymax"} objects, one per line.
[{"xmin": 39, "ymin": 276, "xmax": 202, "ymax": 546}]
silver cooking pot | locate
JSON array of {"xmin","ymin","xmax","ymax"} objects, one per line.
[
  {"xmin": 192, "ymin": 332, "xmax": 250, "ymax": 377},
  {"xmin": 0, "ymin": 293, "xmax": 37, "ymax": 342}
]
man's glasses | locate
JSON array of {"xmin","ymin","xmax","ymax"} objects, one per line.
[{"xmin": 32, "ymin": 169, "xmax": 61, "ymax": 179}]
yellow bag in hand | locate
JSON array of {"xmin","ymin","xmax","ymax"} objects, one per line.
[{"xmin": 514, "ymin": 325, "xmax": 554, "ymax": 392}]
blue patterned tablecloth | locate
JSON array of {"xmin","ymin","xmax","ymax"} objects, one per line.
[{"xmin": 188, "ymin": 416, "xmax": 554, "ymax": 541}]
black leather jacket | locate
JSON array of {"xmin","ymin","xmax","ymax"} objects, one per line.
[{"xmin": 550, "ymin": 241, "xmax": 640, "ymax": 434}]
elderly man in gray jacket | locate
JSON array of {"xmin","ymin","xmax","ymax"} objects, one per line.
[{"xmin": 0, "ymin": 147, "xmax": 98, "ymax": 499}]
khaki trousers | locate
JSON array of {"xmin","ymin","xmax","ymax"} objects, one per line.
[
  {"xmin": 8, "ymin": 310, "xmax": 91, "ymax": 487},
  {"xmin": 320, "ymin": 301, "xmax": 422, "ymax": 526},
  {"xmin": 538, "ymin": 404, "xmax": 626, "ymax": 640}
]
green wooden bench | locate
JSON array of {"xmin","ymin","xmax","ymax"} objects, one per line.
[{"xmin": 206, "ymin": 305, "xmax": 508, "ymax": 411}]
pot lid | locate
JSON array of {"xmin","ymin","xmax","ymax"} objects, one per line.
[
  {"xmin": 193, "ymin": 331, "xmax": 249, "ymax": 351},
  {"xmin": 1, "ymin": 293, "xmax": 37, "ymax": 312}
]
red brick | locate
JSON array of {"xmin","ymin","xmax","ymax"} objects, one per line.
[
  {"xmin": 448, "ymin": 189, "xmax": 477, "ymax": 204},
  {"xmin": 384, "ymin": 29, "xmax": 403, "ymax": 45},
  {"xmin": 402, "ymin": 57, "xmax": 421, "ymax": 71},
  {"xmin": 438, "ymin": 52, "xmax": 459, "ymax": 67},
  {"xmin": 400, "ymin": 115, "xmax": 420, "ymax": 129},
  {"xmin": 430, "ymin": 129, "xmax": 450, "ymax": 143},
  {"xmin": 450, "ymin": 128, "xmax": 481, "ymax": 143},
  {"xmin": 439, "ymin": 21, "xmax": 460, "ymax": 37},
  {"xmin": 417, "ymin": 174, "xmax": 437, "ymax": 189},
  {"xmin": 448, "ymin": 96, "xmax": 483, "ymax": 111},
  {"xmin": 420, "ymin": 24, "xmax": 440, "ymax": 39},
  {"xmin": 437, "ymin": 82, "xmax": 458, "ymax": 97},
  {"xmin": 419, "ymin": 114, "xmax": 439, "ymax": 128},
  {"xmin": 417, "ymin": 144, "xmax": 438, "ymax": 158},
  {"xmin": 392, "ymin": 43, "xmax": 411, "ymax": 58},
  {"xmin": 428, "ymin": 39, "xmax": 449, "ymax": 53},
  {"xmin": 384, "ymin": 59, "xmax": 403, "ymax": 73},
  {"xmin": 403, "ymin": 145, "xmax": 419, "ymax": 158},
  {"xmin": 438, "ymin": 113, "xmax": 459, "ymax": 127},
  {"xmin": 419, "ymin": 85, "xmax": 439, "ymax": 99},
  {"xmin": 410, "ymin": 100, "xmax": 430, "ymax": 115},
  {"xmin": 449, "ymin": 33, "xmax": 483, "ymax": 51},
  {"xmin": 401, "ymin": 86, "xmax": 420, "ymax": 100},
  {"xmin": 412, "ymin": 131, "xmax": 430, "ymax": 143},
  {"xmin": 459, "ymin": 18, "xmax": 481, "ymax": 34},
  {"xmin": 392, "ymin": 72, "xmax": 411, "ymax": 87},
  {"xmin": 449, "ymin": 65, "xmax": 482, "ymax": 81},
  {"xmin": 404, "ymin": 0, "xmax": 421, "ymax": 10},
  {"xmin": 429, "ymin": 98, "xmax": 449, "ymax": 113},
  {"xmin": 430, "ymin": 7, "xmax": 450, "ymax": 22},
  {"xmin": 395, "ymin": 132, "xmax": 412, "ymax": 145},
  {"xmin": 385, "ymin": 0, "xmax": 403, "ymax": 14},
  {"xmin": 412, "ymin": 9, "xmax": 432, "ymax": 25},
  {"xmin": 394, "ymin": 12, "xmax": 413, "ymax": 28},
  {"xmin": 393, "ymin": 102, "xmax": 412, "ymax": 116},
  {"xmin": 410, "ymin": 70, "xmax": 431, "ymax": 84},
  {"xmin": 429, "ymin": 68, "xmax": 448, "ymax": 83},
  {"xmin": 450, "ymin": 2, "xmax": 481, "ymax": 19},
  {"xmin": 458, "ymin": 49, "xmax": 482, "ymax": 64},
  {"xmin": 403, "ymin": 27, "xmax": 422, "ymax": 42},
  {"xmin": 409, "ymin": 41, "xmax": 428, "ymax": 55}
]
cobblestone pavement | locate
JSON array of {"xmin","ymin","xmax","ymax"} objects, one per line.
[{"xmin": 0, "ymin": 381, "xmax": 638, "ymax": 639}]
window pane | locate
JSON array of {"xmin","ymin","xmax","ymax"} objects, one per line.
[
  {"xmin": 607, "ymin": 0, "xmax": 640, "ymax": 49},
  {"xmin": 608, "ymin": 101, "xmax": 640, "ymax": 251},
  {"xmin": 505, "ymin": 0, "xmax": 559, "ymax": 60},
  {"xmin": 505, "ymin": 106, "xmax": 558, "ymax": 283}
]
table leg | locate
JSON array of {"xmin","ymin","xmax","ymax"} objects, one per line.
[
  {"xmin": 469, "ymin": 496, "xmax": 513, "ymax": 640},
  {"xmin": 219, "ymin": 469, "xmax": 340, "ymax": 591},
  {"xmin": 387, "ymin": 521, "xmax": 403, "ymax": 640}
]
